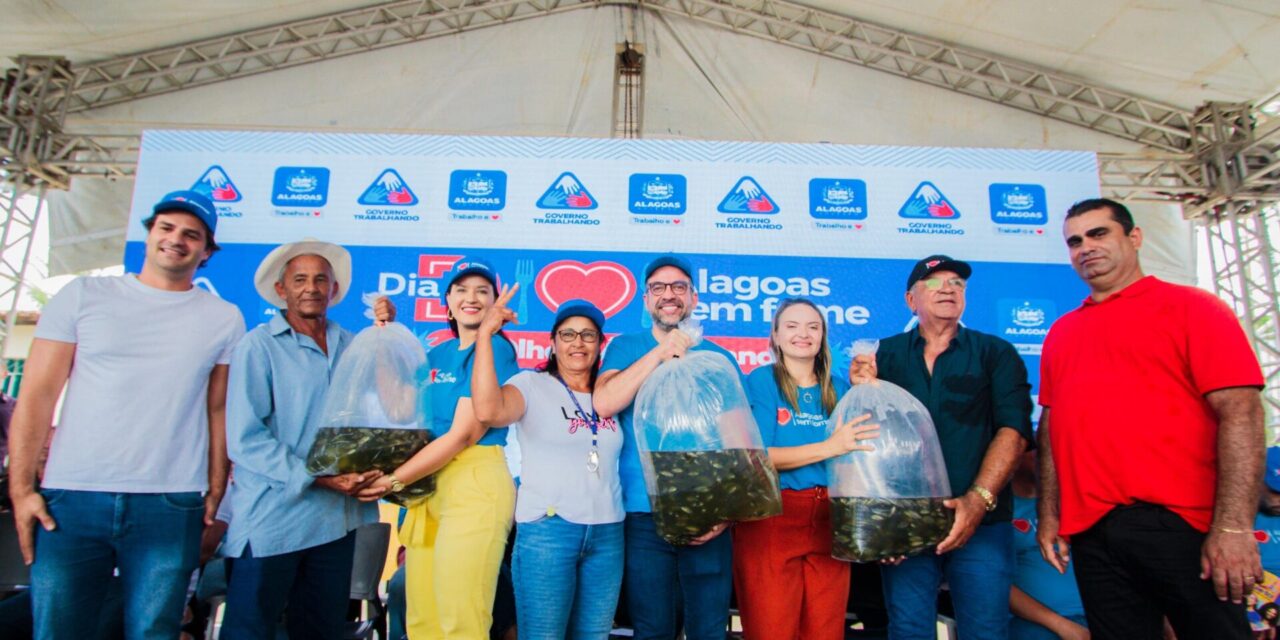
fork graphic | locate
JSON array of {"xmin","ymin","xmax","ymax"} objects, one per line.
[{"xmin": 515, "ymin": 259, "xmax": 535, "ymax": 320}]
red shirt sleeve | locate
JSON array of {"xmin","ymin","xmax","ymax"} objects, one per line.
[{"xmin": 1183, "ymin": 287, "xmax": 1264, "ymax": 394}]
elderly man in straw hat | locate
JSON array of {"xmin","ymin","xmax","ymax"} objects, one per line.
[{"xmin": 221, "ymin": 239, "xmax": 394, "ymax": 640}]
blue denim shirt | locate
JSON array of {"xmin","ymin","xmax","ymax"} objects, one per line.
[{"xmin": 225, "ymin": 313, "xmax": 377, "ymax": 558}]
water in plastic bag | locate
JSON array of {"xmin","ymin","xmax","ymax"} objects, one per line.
[
  {"xmin": 633, "ymin": 318, "xmax": 782, "ymax": 545},
  {"xmin": 305, "ymin": 316, "xmax": 434, "ymax": 506},
  {"xmin": 827, "ymin": 353, "xmax": 954, "ymax": 561}
]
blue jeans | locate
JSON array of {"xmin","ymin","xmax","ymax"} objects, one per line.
[
  {"xmin": 881, "ymin": 522, "xmax": 1014, "ymax": 640},
  {"xmin": 221, "ymin": 531, "xmax": 357, "ymax": 640},
  {"xmin": 512, "ymin": 516, "xmax": 624, "ymax": 640},
  {"xmin": 624, "ymin": 512, "xmax": 732, "ymax": 640},
  {"xmin": 31, "ymin": 489, "xmax": 204, "ymax": 640}
]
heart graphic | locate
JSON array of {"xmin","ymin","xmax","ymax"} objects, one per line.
[
  {"xmin": 776, "ymin": 407, "xmax": 793, "ymax": 425},
  {"xmin": 1035, "ymin": 229, "xmax": 1044, "ymax": 235},
  {"xmin": 536, "ymin": 260, "xmax": 638, "ymax": 318},
  {"xmin": 491, "ymin": 215, "xmax": 500, "ymax": 220},
  {"xmin": 673, "ymin": 219, "xmax": 682, "ymax": 225},
  {"xmin": 1256, "ymin": 530, "xmax": 1270, "ymax": 543},
  {"xmin": 1012, "ymin": 518, "xmax": 1031, "ymax": 533},
  {"xmin": 855, "ymin": 224, "xmax": 863, "ymax": 230}
]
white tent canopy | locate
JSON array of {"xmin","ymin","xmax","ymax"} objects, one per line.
[{"xmin": 6, "ymin": 1, "xmax": 1280, "ymax": 278}]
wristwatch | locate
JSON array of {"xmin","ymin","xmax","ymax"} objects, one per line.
[
  {"xmin": 387, "ymin": 474, "xmax": 406, "ymax": 494},
  {"xmin": 970, "ymin": 484, "xmax": 997, "ymax": 512}
]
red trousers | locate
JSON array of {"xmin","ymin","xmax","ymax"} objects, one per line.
[{"xmin": 732, "ymin": 487, "xmax": 851, "ymax": 640}]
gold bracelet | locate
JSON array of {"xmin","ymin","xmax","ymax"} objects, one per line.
[
  {"xmin": 1214, "ymin": 525, "xmax": 1253, "ymax": 535},
  {"xmin": 969, "ymin": 485, "xmax": 997, "ymax": 512}
]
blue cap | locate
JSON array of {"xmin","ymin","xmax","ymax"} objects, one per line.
[
  {"xmin": 553, "ymin": 299, "xmax": 606, "ymax": 332},
  {"xmin": 1267, "ymin": 446, "xmax": 1280, "ymax": 493},
  {"xmin": 444, "ymin": 257, "xmax": 499, "ymax": 294},
  {"xmin": 642, "ymin": 254, "xmax": 693, "ymax": 283},
  {"xmin": 146, "ymin": 190, "xmax": 218, "ymax": 237}
]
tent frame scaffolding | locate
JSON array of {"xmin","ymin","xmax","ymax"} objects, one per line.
[{"xmin": 2, "ymin": 0, "xmax": 1280, "ymax": 422}]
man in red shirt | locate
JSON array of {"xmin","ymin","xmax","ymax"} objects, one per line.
[{"xmin": 1037, "ymin": 198, "xmax": 1265, "ymax": 640}]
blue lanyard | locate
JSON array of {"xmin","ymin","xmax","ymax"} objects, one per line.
[
  {"xmin": 555, "ymin": 374, "xmax": 602, "ymax": 473},
  {"xmin": 554, "ymin": 374, "xmax": 599, "ymax": 443}
]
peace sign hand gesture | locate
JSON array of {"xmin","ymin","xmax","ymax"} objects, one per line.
[{"xmin": 479, "ymin": 283, "xmax": 520, "ymax": 337}]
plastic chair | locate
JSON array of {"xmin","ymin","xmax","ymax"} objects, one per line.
[{"xmin": 345, "ymin": 522, "xmax": 391, "ymax": 640}]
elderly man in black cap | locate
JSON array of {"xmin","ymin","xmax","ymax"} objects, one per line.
[{"xmin": 851, "ymin": 255, "xmax": 1034, "ymax": 640}]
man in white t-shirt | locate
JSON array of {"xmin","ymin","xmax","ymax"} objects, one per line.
[{"xmin": 8, "ymin": 189, "xmax": 246, "ymax": 640}]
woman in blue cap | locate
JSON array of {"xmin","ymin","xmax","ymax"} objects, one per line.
[
  {"xmin": 471, "ymin": 292, "xmax": 624, "ymax": 640},
  {"xmin": 360, "ymin": 257, "xmax": 519, "ymax": 640}
]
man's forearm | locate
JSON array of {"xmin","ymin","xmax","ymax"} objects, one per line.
[
  {"xmin": 972, "ymin": 428, "xmax": 1028, "ymax": 497},
  {"xmin": 8, "ymin": 400, "xmax": 55, "ymax": 495},
  {"xmin": 1207, "ymin": 387, "xmax": 1265, "ymax": 530},
  {"xmin": 1036, "ymin": 411, "xmax": 1060, "ymax": 520},
  {"xmin": 593, "ymin": 351, "xmax": 661, "ymax": 417}
]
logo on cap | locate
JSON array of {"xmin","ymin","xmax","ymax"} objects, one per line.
[{"xmin": 927, "ymin": 260, "xmax": 941, "ymax": 268}]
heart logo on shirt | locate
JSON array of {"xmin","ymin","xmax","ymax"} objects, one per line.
[
  {"xmin": 776, "ymin": 407, "xmax": 793, "ymax": 426},
  {"xmin": 1256, "ymin": 530, "xmax": 1270, "ymax": 543},
  {"xmin": 1012, "ymin": 518, "xmax": 1031, "ymax": 533},
  {"xmin": 536, "ymin": 260, "xmax": 637, "ymax": 318}
]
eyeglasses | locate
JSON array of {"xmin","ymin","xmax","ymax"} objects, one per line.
[
  {"xmin": 556, "ymin": 329, "xmax": 601, "ymax": 343},
  {"xmin": 647, "ymin": 281, "xmax": 690, "ymax": 296},
  {"xmin": 921, "ymin": 277, "xmax": 966, "ymax": 291}
]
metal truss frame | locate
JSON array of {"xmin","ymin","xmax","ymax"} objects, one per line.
[
  {"xmin": 55, "ymin": 0, "xmax": 599, "ymax": 115},
  {"xmin": 1203, "ymin": 202, "xmax": 1280, "ymax": 422},
  {"xmin": 0, "ymin": 181, "xmax": 46, "ymax": 354}
]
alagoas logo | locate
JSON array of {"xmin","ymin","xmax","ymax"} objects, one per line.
[
  {"xmin": 192, "ymin": 165, "xmax": 242, "ymax": 203},
  {"xmin": 629, "ymin": 174, "xmax": 687, "ymax": 215},
  {"xmin": 271, "ymin": 166, "xmax": 330, "ymax": 216},
  {"xmin": 997, "ymin": 298, "xmax": 1056, "ymax": 348},
  {"xmin": 809, "ymin": 178, "xmax": 867, "ymax": 231},
  {"xmin": 428, "ymin": 370, "xmax": 457, "ymax": 385},
  {"xmin": 449, "ymin": 170, "xmax": 507, "ymax": 220}
]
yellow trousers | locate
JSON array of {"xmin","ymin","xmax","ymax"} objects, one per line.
[{"xmin": 401, "ymin": 445, "xmax": 515, "ymax": 640}]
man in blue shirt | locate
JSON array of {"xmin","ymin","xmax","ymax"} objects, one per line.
[
  {"xmin": 222, "ymin": 239, "xmax": 393, "ymax": 640},
  {"xmin": 594, "ymin": 255, "xmax": 741, "ymax": 640}
]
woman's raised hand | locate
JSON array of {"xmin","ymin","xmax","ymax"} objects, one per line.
[{"xmin": 479, "ymin": 284, "xmax": 520, "ymax": 336}]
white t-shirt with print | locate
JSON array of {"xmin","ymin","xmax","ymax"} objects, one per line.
[
  {"xmin": 35, "ymin": 275, "xmax": 245, "ymax": 492},
  {"xmin": 507, "ymin": 370, "xmax": 623, "ymax": 525}
]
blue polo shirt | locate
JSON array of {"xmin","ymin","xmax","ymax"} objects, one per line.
[
  {"xmin": 1256, "ymin": 513, "xmax": 1280, "ymax": 576},
  {"xmin": 744, "ymin": 366, "xmax": 850, "ymax": 491},
  {"xmin": 600, "ymin": 331, "xmax": 741, "ymax": 513},
  {"xmin": 425, "ymin": 336, "xmax": 519, "ymax": 447},
  {"xmin": 1011, "ymin": 496, "xmax": 1085, "ymax": 621}
]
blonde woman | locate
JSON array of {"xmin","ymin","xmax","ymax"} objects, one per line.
[{"xmin": 735, "ymin": 298, "xmax": 878, "ymax": 640}]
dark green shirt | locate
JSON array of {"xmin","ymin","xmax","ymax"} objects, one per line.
[{"xmin": 876, "ymin": 326, "xmax": 1033, "ymax": 524}]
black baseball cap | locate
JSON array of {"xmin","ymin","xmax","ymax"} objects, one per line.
[{"xmin": 906, "ymin": 255, "xmax": 972, "ymax": 291}]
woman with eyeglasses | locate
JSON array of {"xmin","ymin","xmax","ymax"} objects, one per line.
[
  {"xmin": 734, "ymin": 298, "xmax": 880, "ymax": 640},
  {"xmin": 471, "ymin": 292, "xmax": 624, "ymax": 640},
  {"xmin": 358, "ymin": 257, "xmax": 520, "ymax": 640}
]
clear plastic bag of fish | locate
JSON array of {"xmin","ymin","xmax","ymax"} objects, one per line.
[
  {"xmin": 305, "ymin": 315, "xmax": 434, "ymax": 506},
  {"xmin": 633, "ymin": 318, "xmax": 782, "ymax": 545},
  {"xmin": 827, "ymin": 341, "xmax": 953, "ymax": 561}
]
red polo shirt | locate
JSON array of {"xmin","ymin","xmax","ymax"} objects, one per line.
[{"xmin": 1040, "ymin": 276, "xmax": 1264, "ymax": 535}]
